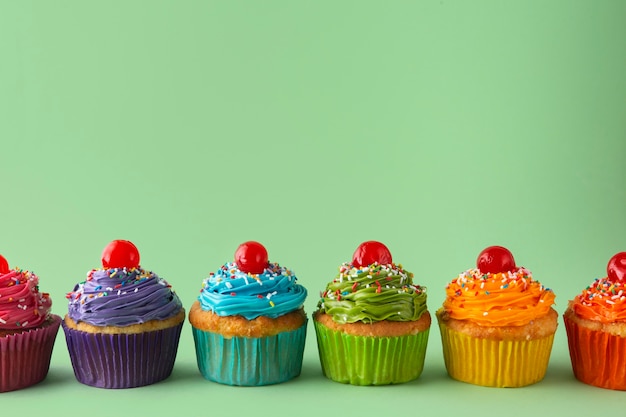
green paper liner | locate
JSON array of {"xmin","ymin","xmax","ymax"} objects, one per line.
[
  {"xmin": 313, "ymin": 319, "xmax": 430, "ymax": 385},
  {"xmin": 0, "ymin": 315, "xmax": 61, "ymax": 393},
  {"xmin": 191, "ymin": 320, "xmax": 307, "ymax": 386},
  {"xmin": 564, "ymin": 314, "xmax": 626, "ymax": 390},
  {"xmin": 438, "ymin": 321, "xmax": 555, "ymax": 387}
]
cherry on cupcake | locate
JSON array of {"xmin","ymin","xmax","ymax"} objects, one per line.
[
  {"xmin": 0, "ymin": 254, "xmax": 9, "ymax": 274},
  {"xmin": 476, "ymin": 246, "xmax": 516, "ymax": 274},
  {"xmin": 607, "ymin": 252, "xmax": 626, "ymax": 283},
  {"xmin": 352, "ymin": 241, "xmax": 393, "ymax": 268},
  {"xmin": 235, "ymin": 241, "xmax": 269, "ymax": 274},
  {"xmin": 101, "ymin": 240, "xmax": 140, "ymax": 269}
]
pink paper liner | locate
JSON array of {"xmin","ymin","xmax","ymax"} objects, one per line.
[
  {"xmin": 0, "ymin": 314, "xmax": 62, "ymax": 393},
  {"xmin": 564, "ymin": 314, "xmax": 626, "ymax": 390},
  {"xmin": 62, "ymin": 320, "xmax": 183, "ymax": 389}
]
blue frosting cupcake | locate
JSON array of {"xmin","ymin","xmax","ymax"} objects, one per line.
[{"xmin": 189, "ymin": 241, "xmax": 308, "ymax": 386}]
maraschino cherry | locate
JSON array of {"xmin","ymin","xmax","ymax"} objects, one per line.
[
  {"xmin": 476, "ymin": 245, "xmax": 516, "ymax": 274},
  {"xmin": 0, "ymin": 254, "xmax": 9, "ymax": 274},
  {"xmin": 607, "ymin": 252, "xmax": 626, "ymax": 283},
  {"xmin": 352, "ymin": 241, "xmax": 393, "ymax": 268},
  {"xmin": 235, "ymin": 241, "xmax": 269, "ymax": 274},
  {"xmin": 101, "ymin": 240, "xmax": 140, "ymax": 269}
]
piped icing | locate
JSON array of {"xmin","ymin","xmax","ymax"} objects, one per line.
[
  {"xmin": 67, "ymin": 267, "xmax": 182, "ymax": 327},
  {"xmin": 316, "ymin": 262, "xmax": 427, "ymax": 324},
  {"xmin": 569, "ymin": 277, "xmax": 626, "ymax": 323},
  {"xmin": 198, "ymin": 261, "xmax": 307, "ymax": 320},
  {"xmin": 0, "ymin": 269, "xmax": 52, "ymax": 330},
  {"xmin": 442, "ymin": 267, "xmax": 555, "ymax": 327}
]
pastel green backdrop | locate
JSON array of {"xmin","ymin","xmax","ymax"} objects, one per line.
[{"xmin": 1, "ymin": 0, "xmax": 625, "ymax": 415}]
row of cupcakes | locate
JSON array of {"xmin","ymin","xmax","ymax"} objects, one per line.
[{"xmin": 0, "ymin": 240, "xmax": 625, "ymax": 392}]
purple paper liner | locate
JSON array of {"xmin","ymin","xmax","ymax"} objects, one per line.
[
  {"xmin": 0, "ymin": 314, "xmax": 62, "ymax": 393},
  {"xmin": 62, "ymin": 320, "xmax": 183, "ymax": 389},
  {"xmin": 191, "ymin": 320, "xmax": 307, "ymax": 386}
]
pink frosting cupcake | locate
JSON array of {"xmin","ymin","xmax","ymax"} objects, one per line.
[{"xmin": 0, "ymin": 253, "xmax": 61, "ymax": 392}]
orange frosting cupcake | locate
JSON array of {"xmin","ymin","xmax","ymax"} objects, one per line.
[
  {"xmin": 437, "ymin": 246, "xmax": 557, "ymax": 387},
  {"xmin": 442, "ymin": 267, "xmax": 555, "ymax": 327},
  {"xmin": 564, "ymin": 252, "xmax": 626, "ymax": 390},
  {"xmin": 568, "ymin": 278, "xmax": 626, "ymax": 324}
]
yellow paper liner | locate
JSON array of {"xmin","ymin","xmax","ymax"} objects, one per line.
[
  {"xmin": 438, "ymin": 322, "xmax": 554, "ymax": 387},
  {"xmin": 563, "ymin": 314, "xmax": 626, "ymax": 390}
]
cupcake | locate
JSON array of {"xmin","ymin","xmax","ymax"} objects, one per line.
[
  {"xmin": 564, "ymin": 251, "xmax": 626, "ymax": 390},
  {"xmin": 436, "ymin": 245, "xmax": 557, "ymax": 387},
  {"xmin": 0, "ymin": 253, "xmax": 61, "ymax": 392},
  {"xmin": 313, "ymin": 241, "xmax": 430, "ymax": 386},
  {"xmin": 189, "ymin": 241, "xmax": 308, "ymax": 386},
  {"xmin": 63, "ymin": 240, "xmax": 185, "ymax": 389}
]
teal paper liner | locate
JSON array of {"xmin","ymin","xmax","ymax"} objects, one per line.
[
  {"xmin": 313, "ymin": 319, "xmax": 430, "ymax": 385},
  {"xmin": 0, "ymin": 315, "xmax": 61, "ymax": 393},
  {"xmin": 191, "ymin": 321, "xmax": 307, "ymax": 386},
  {"xmin": 62, "ymin": 320, "xmax": 183, "ymax": 389}
]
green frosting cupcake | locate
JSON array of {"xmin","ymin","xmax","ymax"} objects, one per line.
[
  {"xmin": 313, "ymin": 241, "xmax": 431, "ymax": 386},
  {"xmin": 316, "ymin": 262, "xmax": 428, "ymax": 324}
]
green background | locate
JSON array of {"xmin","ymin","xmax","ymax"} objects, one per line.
[{"xmin": 1, "ymin": 0, "xmax": 625, "ymax": 415}]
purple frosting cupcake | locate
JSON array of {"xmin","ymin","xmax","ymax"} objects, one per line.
[{"xmin": 62, "ymin": 240, "xmax": 185, "ymax": 389}]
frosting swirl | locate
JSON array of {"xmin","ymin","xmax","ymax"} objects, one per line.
[
  {"xmin": 442, "ymin": 267, "xmax": 555, "ymax": 327},
  {"xmin": 198, "ymin": 261, "xmax": 307, "ymax": 320},
  {"xmin": 0, "ymin": 269, "xmax": 52, "ymax": 330},
  {"xmin": 316, "ymin": 262, "xmax": 427, "ymax": 324},
  {"xmin": 67, "ymin": 267, "xmax": 182, "ymax": 327},
  {"xmin": 569, "ymin": 277, "xmax": 626, "ymax": 323}
]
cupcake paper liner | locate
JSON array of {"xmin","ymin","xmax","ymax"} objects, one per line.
[
  {"xmin": 564, "ymin": 315, "xmax": 626, "ymax": 390},
  {"xmin": 0, "ymin": 314, "xmax": 61, "ymax": 393},
  {"xmin": 438, "ymin": 322, "xmax": 554, "ymax": 387},
  {"xmin": 62, "ymin": 320, "xmax": 183, "ymax": 389},
  {"xmin": 313, "ymin": 319, "xmax": 430, "ymax": 386},
  {"xmin": 192, "ymin": 321, "xmax": 307, "ymax": 386}
]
